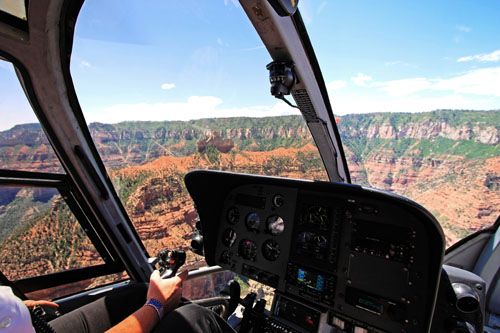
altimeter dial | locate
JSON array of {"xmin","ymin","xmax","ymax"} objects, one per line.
[{"xmin": 262, "ymin": 239, "xmax": 281, "ymax": 261}]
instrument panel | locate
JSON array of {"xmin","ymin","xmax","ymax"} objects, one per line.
[{"xmin": 185, "ymin": 170, "xmax": 445, "ymax": 333}]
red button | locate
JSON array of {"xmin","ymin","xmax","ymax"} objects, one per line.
[{"xmin": 170, "ymin": 259, "xmax": 175, "ymax": 264}]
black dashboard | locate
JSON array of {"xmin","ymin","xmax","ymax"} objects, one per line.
[{"xmin": 185, "ymin": 170, "xmax": 448, "ymax": 332}]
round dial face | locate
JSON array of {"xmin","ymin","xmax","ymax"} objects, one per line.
[
  {"xmin": 302, "ymin": 205, "xmax": 329, "ymax": 228},
  {"xmin": 296, "ymin": 231, "xmax": 315, "ymax": 250},
  {"xmin": 239, "ymin": 239, "xmax": 257, "ymax": 261},
  {"xmin": 262, "ymin": 239, "xmax": 281, "ymax": 261},
  {"xmin": 227, "ymin": 207, "xmax": 240, "ymax": 224},
  {"xmin": 312, "ymin": 235, "xmax": 328, "ymax": 251},
  {"xmin": 272, "ymin": 194, "xmax": 284, "ymax": 208},
  {"xmin": 267, "ymin": 216, "xmax": 285, "ymax": 235},
  {"xmin": 222, "ymin": 228, "xmax": 237, "ymax": 247},
  {"xmin": 220, "ymin": 250, "xmax": 233, "ymax": 264},
  {"xmin": 245, "ymin": 212, "xmax": 261, "ymax": 231}
]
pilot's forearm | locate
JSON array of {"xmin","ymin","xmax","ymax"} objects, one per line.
[{"xmin": 106, "ymin": 305, "xmax": 159, "ymax": 333}]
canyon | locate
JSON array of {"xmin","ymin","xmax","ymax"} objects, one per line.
[{"xmin": 1, "ymin": 110, "xmax": 499, "ymax": 300}]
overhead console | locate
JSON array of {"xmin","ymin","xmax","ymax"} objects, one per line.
[{"xmin": 185, "ymin": 170, "xmax": 445, "ymax": 332}]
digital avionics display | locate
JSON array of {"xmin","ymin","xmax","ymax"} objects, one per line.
[{"xmin": 297, "ymin": 268, "xmax": 324, "ymax": 292}]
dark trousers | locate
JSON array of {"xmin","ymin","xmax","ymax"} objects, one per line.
[{"xmin": 49, "ymin": 284, "xmax": 235, "ymax": 333}]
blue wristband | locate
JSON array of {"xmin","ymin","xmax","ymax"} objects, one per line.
[{"xmin": 145, "ymin": 298, "xmax": 163, "ymax": 319}]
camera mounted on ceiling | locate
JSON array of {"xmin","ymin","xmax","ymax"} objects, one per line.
[
  {"xmin": 266, "ymin": 61, "xmax": 299, "ymax": 109},
  {"xmin": 267, "ymin": 61, "xmax": 297, "ymax": 98}
]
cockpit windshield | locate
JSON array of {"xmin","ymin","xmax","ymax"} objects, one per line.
[
  {"xmin": 70, "ymin": 0, "xmax": 328, "ymax": 263},
  {"xmin": 304, "ymin": 1, "xmax": 500, "ymax": 246},
  {"xmin": 68, "ymin": 0, "xmax": 500, "ymax": 255},
  {"xmin": 0, "ymin": 1, "xmax": 499, "ymax": 330}
]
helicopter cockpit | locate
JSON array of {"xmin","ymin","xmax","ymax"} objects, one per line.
[{"xmin": 0, "ymin": 0, "xmax": 499, "ymax": 332}]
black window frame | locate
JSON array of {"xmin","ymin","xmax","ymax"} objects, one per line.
[{"xmin": 0, "ymin": 169, "xmax": 127, "ymax": 298}]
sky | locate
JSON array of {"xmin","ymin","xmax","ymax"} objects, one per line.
[{"xmin": 1, "ymin": 0, "xmax": 500, "ymax": 130}]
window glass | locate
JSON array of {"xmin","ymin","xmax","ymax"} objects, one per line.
[
  {"xmin": 0, "ymin": 185, "xmax": 125, "ymax": 297},
  {"xmin": 304, "ymin": 1, "xmax": 500, "ymax": 247},
  {"xmin": 71, "ymin": 1, "xmax": 328, "ymax": 267},
  {"xmin": 25, "ymin": 272, "xmax": 129, "ymax": 301},
  {"xmin": 0, "ymin": 0, "xmax": 27, "ymax": 20},
  {"xmin": 0, "ymin": 60, "xmax": 64, "ymax": 173},
  {"xmin": 0, "ymin": 186, "xmax": 103, "ymax": 280}
]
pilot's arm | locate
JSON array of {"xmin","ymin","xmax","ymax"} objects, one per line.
[{"xmin": 106, "ymin": 269, "xmax": 188, "ymax": 333}]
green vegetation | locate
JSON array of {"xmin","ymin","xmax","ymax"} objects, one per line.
[
  {"xmin": 485, "ymin": 173, "xmax": 500, "ymax": 191},
  {"xmin": 414, "ymin": 137, "xmax": 500, "ymax": 159},
  {"xmin": 343, "ymin": 136, "xmax": 500, "ymax": 161},
  {"xmin": 0, "ymin": 198, "xmax": 97, "ymax": 280},
  {"xmin": 113, "ymin": 171, "xmax": 153, "ymax": 204},
  {"xmin": 338, "ymin": 109, "xmax": 500, "ymax": 133},
  {"xmin": 297, "ymin": 150, "xmax": 325, "ymax": 172},
  {"xmin": 204, "ymin": 145, "xmax": 221, "ymax": 166},
  {"xmin": 1, "ymin": 109, "xmax": 500, "ymax": 271},
  {"xmin": 0, "ymin": 188, "xmax": 57, "ymax": 242}
]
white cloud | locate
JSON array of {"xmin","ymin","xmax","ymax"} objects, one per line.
[
  {"xmin": 161, "ymin": 83, "xmax": 175, "ymax": 90},
  {"xmin": 239, "ymin": 45, "xmax": 265, "ymax": 52},
  {"xmin": 457, "ymin": 49, "xmax": 500, "ymax": 63},
  {"xmin": 317, "ymin": 1, "xmax": 327, "ymax": 14},
  {"xmin": 357, "ymin": 67, "xmax": 500, "ymax": 98},
  {"xmin": 326, "ymin": 80, "xmax": 347, "ymax": 91},
  {"xmin": 86, "ymin": 96, "xmax": 300, "ymax": 124},
  {"xmin": 351, "ymin": 73, "xmax": 372, "ymax": 87},
  {"xmin": 80, "ymin": 60, "xmax": 91, "ymax": 68},
  {"xmin": 456, "ymin": 25, "xmax": 471, "ymax": 32},
  {"xmin": 223, "ymin": 0, "xmax": 240, "ymax": 7},
  {"xmin": 373, "ymin": 78, "xmax": 434, "ymax": 97},
  {"xmin": 433, "ymin": 67, "xmax": 500, "ymax": 96}
]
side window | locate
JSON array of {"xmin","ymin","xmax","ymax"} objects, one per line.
[
  {"xmin": 0, "ymin": 60, "xmax": 63, "ymax": 173},
  {"xmin": 0, "ymin": 59, "xmax": 128, "ymax": 300},
  {"xmin": 0, "ymin": 186, "xmax": 104, "ymax": 281}
]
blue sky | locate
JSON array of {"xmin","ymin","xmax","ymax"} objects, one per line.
[{"xmin": 1, "ymin": 0, "xmax": 499, "ymax": 130}]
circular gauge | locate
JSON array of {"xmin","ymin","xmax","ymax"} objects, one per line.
[
  {"xmin": 302, "ymin": 205, "xmax": 329, "ymax": 228},
  {"xmin": 267, "ymin": 216, "xmax": 285, "ymax": 235},
  {"xmin": 245, "ymin": 213, "xmax": 261, "ymax": 231},
  {"xmin": 227, "ymin": 207, "xmax": 240, "ymax": 224},
  {"xmin": 262, "ymin": 239, "xmax": 281, "ymax": 261},
  {"xmin": 239, "ymin": 239, "xmax": 257, "ymax": 261},
  {"xmin": 220, "ymin": 250, "xmax": 233, "ymax": 264},
  {"xmin": 222, "ymin": 228, "xmax": 237, "ymax": 247},
  {"xmin": 272, "ymin": 194, "xmax": 284, "ymax": 208},
  {"xmin": 312, "ymin": 235, "xmax": 328, "ymax": 252},
  {"xmin": 296, "ymin": 231, "xmax": 315, "ymax": 251}
]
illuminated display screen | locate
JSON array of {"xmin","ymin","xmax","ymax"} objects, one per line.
[
  {"xmin": 358, "ymin": 297, "xmax": 384, "ymax": 314},
  {"xmin": 297, "ymin": 268, "xmax": 324, "ymax": 292}
]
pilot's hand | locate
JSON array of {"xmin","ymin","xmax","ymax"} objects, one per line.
[
  {"xmin": 23, "ymin": 300, "xmax": 59, "ymax": 308},
  {"xmin": 147, "ymin": 269, "xmax": 189, "ymax": 314}
]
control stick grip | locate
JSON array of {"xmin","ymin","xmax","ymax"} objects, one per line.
[{"xmin": 157, "ymin": 249, "xmax": 186, "ymax": 279}]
